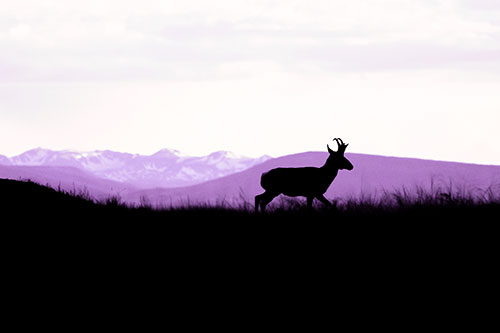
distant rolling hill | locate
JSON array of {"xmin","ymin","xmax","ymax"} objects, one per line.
[{"xmin": 124, "ymin": 152, "xmax": 500, "ymax": 206}]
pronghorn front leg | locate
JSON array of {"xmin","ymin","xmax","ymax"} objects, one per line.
[{"xmin": 306, "ymin": 196, "xmax": 314, "ymax": 210}]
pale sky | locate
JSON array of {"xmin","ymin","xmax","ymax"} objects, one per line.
[{"xmin": 1, "ymin": 0, "xmax": 500, "ymax": 164}]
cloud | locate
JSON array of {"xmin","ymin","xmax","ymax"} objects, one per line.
[
  {"xmin": 459, "ymin": 0, "xmax": 500, "ymax": 11},
  {"xmin": 0, "ymin": 0, "xmax": 499, "ymax": 83}
]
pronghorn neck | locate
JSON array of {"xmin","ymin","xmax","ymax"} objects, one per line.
[
  {"xmin": 320, "ymin": 161, "xmax": 339, "ymax": 181},
  {"xmin": 321, "ymin": 157, "xmax": 339, "ymax": 172}
]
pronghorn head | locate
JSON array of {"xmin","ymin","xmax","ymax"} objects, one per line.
[{"xmin": 326, "ymin": 138, "xmax": 354, "ymax": 171}]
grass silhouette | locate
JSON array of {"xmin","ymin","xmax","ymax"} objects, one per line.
[{"xmin": 2, "ymin": 178, "xmax": 499, "ymax": 223}]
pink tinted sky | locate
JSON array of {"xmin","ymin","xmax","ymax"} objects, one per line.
[{"xmin": 1, "ymin": 0, "xmax": 499, "ymax": 164}]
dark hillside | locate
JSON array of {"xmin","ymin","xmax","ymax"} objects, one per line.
[
  {"xmin": 1, "ymin": 178, "xmax": 98, "ymax": 219},
  {"xmin": 2, "ymin": 178, "xmax": 498, "ymax": 278}
]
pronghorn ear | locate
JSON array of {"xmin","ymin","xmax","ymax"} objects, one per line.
[{"xmin": 327, "ymin": 144, "xmax": 334, "ymax": 154}]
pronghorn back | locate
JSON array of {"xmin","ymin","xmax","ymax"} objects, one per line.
[{"xmin": 260, "ymin": 167, "xmax": 330, "ymax": 196}]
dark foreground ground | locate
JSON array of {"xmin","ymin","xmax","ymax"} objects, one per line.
[{"xmin": 2, "ymin": 178, "xmax": 499, "ymax": 321}]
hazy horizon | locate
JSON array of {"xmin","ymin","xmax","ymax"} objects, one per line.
[
  {"xmin": 3, "ymin": 145, "xmax": 500, "ymax": 167},
  {"xmin": 1, "ymin": 0, "xmax": 499, "ymax": 164}
]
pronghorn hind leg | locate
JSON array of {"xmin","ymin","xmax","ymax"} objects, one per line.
[
  {"xmin": 255, "ymin": 193, "xmax": 264, "ymax": 212},
  {"xmin": 255, "ymin": 191, "xmax": 278, "ymax": 212}
]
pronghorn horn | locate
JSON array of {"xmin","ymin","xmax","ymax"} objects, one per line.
[{"xmin": 333, "ymin": 138, "xmax": 341, "ymax": 149}]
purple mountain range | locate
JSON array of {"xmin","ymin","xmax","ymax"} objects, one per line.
[
  {"xmin": 1, "ymin": 148, "xmax": 270, "ymax": 188},
  {"xmin": 1, "ymin": 149, "xmax": 499, "ymax": 207}
]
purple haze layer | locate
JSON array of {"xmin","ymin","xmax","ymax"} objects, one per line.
[{"xmin": 3, "ymin": 149, "xmax": 496, "ymax": 207}]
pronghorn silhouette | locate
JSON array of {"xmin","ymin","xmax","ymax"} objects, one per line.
[{"xmin": 255, "ymin": 138, "xmax": 353, "ymax": 212}]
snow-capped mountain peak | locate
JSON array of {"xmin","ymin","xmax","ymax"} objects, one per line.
[
  {"xmin": 152, "ymin": 148, "xmax": 183, "ymax": 158},
  {"xmin": 10, "ymin": 147, "xmax": 56, "ymax": 165},
  {"xmin": 0, "ymin": 154, "xmax": 11, "ymax": 165}
]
